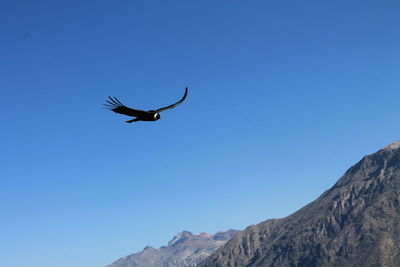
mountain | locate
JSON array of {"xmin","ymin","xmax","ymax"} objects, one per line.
[
  {"xmin": 107, "ymin": 229, "xmax": 238, "ymax": 267},
  {"xmin": 199, "ymin": 142, "xmax": 400, "ymax": 267}
]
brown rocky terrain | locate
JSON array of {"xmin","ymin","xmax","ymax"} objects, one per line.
[{"xmin": 199, "ymin": 142, "xmax": 400, "ymax": 267}]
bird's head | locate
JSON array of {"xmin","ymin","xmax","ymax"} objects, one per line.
[{"xmin": 154, "ymin": 113, "xmax": 161, "ymax": 120}]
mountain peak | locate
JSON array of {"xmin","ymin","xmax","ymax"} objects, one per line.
[
  {"xmin": 107, "ymin": 229, "xmax": 238, "ymax": 267},
  {"xmin": 384, "ymin": 141, "xmax": 400, "ymax": 150},
  {"xmin": 199, "ymin": 143, "xmax": 400, "ymax": 267},
  {"xmin": 143, "ymin": 246, "xmax": 154, "ymax": 251},
  {"xmin": 167, "ymin": 231, "xmax": 193, "ymax": 247}
]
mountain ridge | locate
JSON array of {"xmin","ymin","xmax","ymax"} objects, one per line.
[
  {"xmin": 107, "ymin": 229, "xmax": 238, "ymax": 267},
  {"xmin": 199, "ymin": 142, "xmax": 400, "ymax": 267}
]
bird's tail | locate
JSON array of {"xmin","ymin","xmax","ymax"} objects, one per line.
[{"xmin": 126, "ymin": 118, "xmax": 140, "ymax": 123}]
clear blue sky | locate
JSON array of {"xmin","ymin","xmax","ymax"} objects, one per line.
[{"xmin": 1, "ymin": 1, "xmax": 400, "ymax": 266}]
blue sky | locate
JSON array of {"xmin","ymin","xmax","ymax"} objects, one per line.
[{"xmin": 1, "ymin": 0, "xmax": 400, "ymax": 266}]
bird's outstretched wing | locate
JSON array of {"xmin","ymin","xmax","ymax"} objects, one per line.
[
  {"xmin": 155, "ymin": 87, "xmax": 188, "ymax": 112},
  {"xmin": 104, "ymin": 96, "xmax": 148, "ymax": 117}
]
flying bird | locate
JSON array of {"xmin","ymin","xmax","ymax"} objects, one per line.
[{"xmin": 104, "ymin": 87, "xmax": 188, "ymax": 123}]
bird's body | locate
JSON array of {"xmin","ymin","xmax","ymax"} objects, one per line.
[
  {"xmin": 125, "ymin": 110, "xmax": 161, "ymax": 123},
  {"xmin": 104, "ymin": 87, "xmax": 188, "ymax": 123}
]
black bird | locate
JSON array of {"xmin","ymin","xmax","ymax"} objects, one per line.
[{"xmin": 104, "ymin": 87, "xmax": 188, "ymax": 123}]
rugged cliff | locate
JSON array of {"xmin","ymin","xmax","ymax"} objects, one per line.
[{"xmin": 199, "ymin": 142, "xmax": 400, "ymax": 267}]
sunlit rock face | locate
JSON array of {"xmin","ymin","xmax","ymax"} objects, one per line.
[
  {"xmin": 107, "ymin": 229, "xmax": 238, "ymax": 267},
  {"xmin": 199, "ymin": 142, "xmax": 400, "ymax": 267}
]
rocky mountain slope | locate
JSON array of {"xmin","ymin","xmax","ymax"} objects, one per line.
[
  {"xmin": 199, "ymin": 142, "xmax": 400, "ymax": 267},
  {"xmin": 107, "ymin": 229, "xmax": 238, "ymax": 267}
]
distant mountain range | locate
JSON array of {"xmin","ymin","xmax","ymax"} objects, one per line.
[
  {"xmin": 108, "ymin": 142, "xmax": 400, "ymax": 267},
  {"xmin": 107, "ymin": 230, "xmax": 238, "ymax": 267},
  {"xmin": 199, "ymin": 142, "xmax": 400, "ymax": 266}
]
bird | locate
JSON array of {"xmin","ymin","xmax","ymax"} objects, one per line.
[{"xmin": 104, "ymin": 87, "xmax": 188, "ymax": 123}]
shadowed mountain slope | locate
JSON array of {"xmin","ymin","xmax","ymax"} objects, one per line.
[
  {"xmin": 107, "ymin": 230, "xmax": 238, "ymax": 267},
  {"xmin": 199, "ymin": 142, "xmax": 400, "ymax": 267}
]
